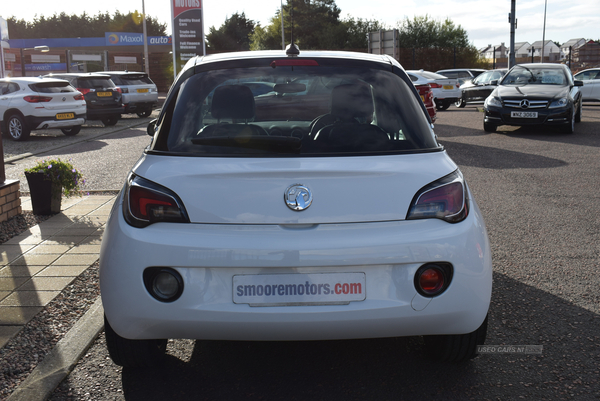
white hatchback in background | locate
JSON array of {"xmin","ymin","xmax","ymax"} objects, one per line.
[
  {"xmin": 100, "ymin": 49, "xmax": 493, "ymax": 368},
  {"xmin": 0, "ymin": 77, "xmax": 86, "ymax": 141},
  {"xmin": 103, "ymin": 71, "xmax": 158, "ymax": 117},
  {"xmin": 406, "ymin": 70, "xmax": 461, "ymax": 111},
  {"xmin": 573, "ymin": 68, "xmax": 600, "ymax": 102}
]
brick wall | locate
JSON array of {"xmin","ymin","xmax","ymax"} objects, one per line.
[{"xmin": 0, "ymin": 180, "xmax": 21, "ymax": 223}]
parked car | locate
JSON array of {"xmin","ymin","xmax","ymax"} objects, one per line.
[
  {"xmin": 0, "ymin": 77, "xmax": 86, "ymax": 141},
  {"xmin": 414, "ymin": 83, "xmax": 437, "ymax": 123},
  {"xmin": 102, "ymin": 71, "xmax": 158, "ymax": 117},
  {"xmin": 455, "ymin": 69, "xmax": 507, "ymax": 108},
  {"xmin": 436, "ymin": 68, "xmax": 487, "ymax": 85},
  {"xmin": 483, "ymin": 63, "xmax": 583, "ymax": 133},
  {"xmin": 573, "ymin": 68, "xmax": 600, "ymax": 102},
  {"xmin": 45, "ymin": 73, "xmax": 123, "ymax": 126},
  {"xmin": 100, "ymin": 49, "xmax": 492, "ymax": 368},
  {"xmin": 407, "ymin": 70, "xmax": 461, "ymax": 111}
]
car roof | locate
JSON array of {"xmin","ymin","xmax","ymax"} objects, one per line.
[
  {"xmin": 186, "ymin": 50, "xmax": 395, "ymax": 71},
  {"xmin": 0, "ymin": 76, "xmax": 70, "ymax": 84},
  {"xmin": 513, "ymin": 63, "xmax": 565, "ymax": 69},
  {"xmin": 46, "ymin": 73, "xmax": 112, "ymax": 79},
  {"xmin": 103, "ymin": 71, "xmax": 147, "ymax": 76}
]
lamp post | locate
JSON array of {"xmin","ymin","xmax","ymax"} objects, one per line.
[
  {"xmin": 142, "ymin": 0, "xmax": 150, "ymax": 75},
  {"xmin": 20, "ymin": 45, "xmax": 49, "ymax": 77},
  {"xmin": 281, "ymin": 0, "xmax": 285, "ymax": 50}
]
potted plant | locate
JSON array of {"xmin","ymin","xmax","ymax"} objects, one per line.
[{"xmin": 24, "ymin": 158, "xmax": 84, "ymax": 215}]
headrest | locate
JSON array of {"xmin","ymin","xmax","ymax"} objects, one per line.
[
  {"xmin": 211, "ymin": 85, "xmax": 255, "ymax": 120},
  {"xmin": 330, "ymin": 84, "xmax": 374, "ymax": 121}
]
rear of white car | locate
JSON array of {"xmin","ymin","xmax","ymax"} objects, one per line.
[
  {"xmin": 0, "ymin": 77, "xmax": 86, "ymax": 141},
  {"xmin": 104, "ymin": 72, "xmax": 158, "ymax": 117},
  {"xmin": 100, "ymin": 50, "xmax": 492, "ymax": 367},
  {"xmin": 407, "ymin": 70, "xmax": 461, "ymax": 111}
]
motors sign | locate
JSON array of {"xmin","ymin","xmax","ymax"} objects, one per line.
[{"xmin": 171, "ymin": 0, "xmax": 205, "ymax": 77}]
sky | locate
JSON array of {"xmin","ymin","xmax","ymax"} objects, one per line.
[{"xmin": 1, "ymin": 0, "xmax": 599, "ymax": 50}]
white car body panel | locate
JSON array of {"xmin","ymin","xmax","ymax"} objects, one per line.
[
  {"xmin": 131, "ymin": 153, "xmax": 458, "ymax": 225},
  {"xmin": 407, "ymin": 71, "xmax": 462, "ymax": 101},
  {"xmin": 101, "ymin": 153, "xmax": 492, "ymax": 341}
]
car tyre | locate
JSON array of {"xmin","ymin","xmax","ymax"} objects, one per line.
[
  {"xmin": 101, "ymin": 115, "xmax": 120, "ymax": 126},
  {"xmin": 136, "ymin": 110, "xmax": 153, "ymax": 118},
  {"xmin": 455, "ymin": 98, "xmax": 466, "ymax": 108},
  {"xmin": 574, "ymin": 99, "xmax": 582, "ymax": 123},
  {"xmin": 561, "ymin": 109, "xmax": 575, "ymax": 134},
  {"xmin": 61, "ymin": 126, "xmax": 81, "ymax": 136},
  {"xmin": 483, "ymin": 121, "xmax": 497, "ymax": 133},
  {"xmin": 104, "ymin": 315, "xmax": 167, "ymax": 367},
  {"xmin": 7, "ymin": 114, "xmax": 31, "ymax": 141},
  {"xmin": 423, "ymin": 314, "xmax": 488, "ymax": 363},
  {"xmin": 435, "ymin": 100, "xmax": 451, "ymax": 111}
]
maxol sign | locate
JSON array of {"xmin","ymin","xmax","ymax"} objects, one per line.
[{"xmin": 105, "ymin": 32, "xmax": 144, "ymax": 46}]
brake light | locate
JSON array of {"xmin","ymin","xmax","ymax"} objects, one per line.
[
  {"xmin": 77, "ymin": 88, "xmax": 91, "ymax": 95},
  {"xmin": 124, "ymin": 175, "xmax": 189, "ymax": 228},
  {"xmin": 74, "ymin": 94, "xmax": 85, "ymax": 101},
  {"xmin": 407, "ymin": 171, "xmax": 468, "ymax": 223},
  {"xmin": 23, "ymin": 95, "xmax": 52, "ymax": 103},
  {"xmin": 114, "ymin": 87, "xmax": 122, "ymax": 94},
  {"xmin": 429, "ymin": 83, "xmax": 442, "ymax": 89},
  {"xmin": 270, "ymin": 59, "xmax": 319, "ymax": 68}
]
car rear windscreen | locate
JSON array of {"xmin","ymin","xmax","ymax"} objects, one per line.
[{"xmin": 29, "ymin": 81, "xmax": 76, "ymax": 93}]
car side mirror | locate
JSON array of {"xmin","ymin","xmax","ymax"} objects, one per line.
[
  {"xmin": 490, "ymin": 80, "xmax": 499, "ymax": 85},
  {"xmin": 147, "ymin": 119, "xmax": 157, "ymax": 136},
  {"xmin": 574, "ymin": 80, "xmax": 584, "ymax": 87}
]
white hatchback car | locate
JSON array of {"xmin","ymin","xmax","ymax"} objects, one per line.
[
  {"xmin": 406, "ymin": 70, "xmax": 461, "ymax": 111},
  {"xmin": 100, "ymin": 49, "xmax": 492, "ymax": 367},
  {"xmin": 102, "ymin": 71, "xmax": 158, "ymax": 117},
  {"xmin": 0, "ymin": 77, "xmax": 86, "ymax": 141}
]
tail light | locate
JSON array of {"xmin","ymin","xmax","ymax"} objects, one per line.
[
  {"xmin": 414, "ymin": 263, "xmax": 453, "ymax": 297},
  {"xmin": 407, "ymin": 170, "xmax": 469, "ymax": 223},
  {"xmin": 23, "ymin": 95, "xmax": 52, "ymax": 103},
  {"xmin": 123, "ymin": 175, "xmax": 189, "ymax": 228},
  {"xmin": 429, "ymin": 83, "xmax": 442, "ymax": 89},
  {"xmin": 74, "ymin": 94, "xmax": 85, "ymax": 101},
  {"xmin": 114, "ymin": 87, "xmax": 123, "ymax": 94},
  {"xmin": 77, "ymin": 88, "xmax": 91, "ymax": 95}
]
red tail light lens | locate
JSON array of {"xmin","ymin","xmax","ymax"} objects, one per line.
[
  {"xmin": 77, "ymin": 88, "xmax": 91, "ymax": 95},
  {"xmin": 407, "ymin": 171, "xmax": 468, "ymax": 223},
  {"xmin": 74, "ymin": 94, "xmax": 85, "ymax": 101},
  {"xmin": 23, "ymin": 95, "xmax": 52, "ymax": 103},
  {"xmin": 429, "ymin": 83, "xmax": 443, "ymax": 89},
  {"xmin": 124, "ymin": 175, "xmax": 189, "ymax": 228},
  {"xmin": 114, "ymin": 87, "xmax": 122, "ymax": 94},
  {"xmin": 414, "ymin": 263, "xmax": 453, "ymax": 297}
]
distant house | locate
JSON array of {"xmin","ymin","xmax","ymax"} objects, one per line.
[
  {"xmin": 528, "ymin": 40, "xmax": 561, "ymax": 62},
  {"xmin": 561, "ymin": 38, "xmax": 586, "ymax": 60},
  {"xmin": 572, "ymin": 40, "xmax": 600, "ymax": 69},
  {"xmin": 480, "ymin": 43, "xmax": 507, "ymax": 60},
  {"xmin": 512, "ymin": 42, "xmax": 530, "ymax": 59}
]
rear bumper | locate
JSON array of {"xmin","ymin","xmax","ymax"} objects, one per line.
[
  {"xmin": 26, "ymin": 113, "xmax": 86, "ymax": 130},
  {"xmin": 100, "ymin": 193, "xmax": 493, "ymax": 341},
  {"xmin": 86, "ymin": 106, "xmax": 124, "ymax": 119},
  {"xmin": 123, "ymin": 101, "xmax": 157, "ymax": 113}
]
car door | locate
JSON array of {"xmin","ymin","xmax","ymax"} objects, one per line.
[
  {"xmin": 469, "ymin": 72, "xmax": 491, "ymax": 102},
  {"xmin": 2, "ymin": 82, "xmax": 22, "ymax": 117},
  {"xmin": 574, "ymin": 69, "xmax": 600, "ymax": 101},
  {"xmin": 0, "ymin": 82, "xmax": 9, "ymax": 121}
]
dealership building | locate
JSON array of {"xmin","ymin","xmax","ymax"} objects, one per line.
[{"xmin": 1, "ymin": 32, "xmax": 174, "ymax": 91}]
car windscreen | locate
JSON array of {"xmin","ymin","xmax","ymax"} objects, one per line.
[
  {"xmin": 155, "ymin": 65, "xmax": 438, "ymax": 157},
  {"xmin": 502, "ymin": 66, "xmax": 567, "ymax": 86},
  {"xmin": 77, "ymin": 78, "xmax": 116, "ymax": 89},
  {"xmin": 29, "ymin": 81, "xmax": 76, "ymax": 93},
  {"xmin": 111, "ymin": 74, "xmax": 154, "ymax": 85}
]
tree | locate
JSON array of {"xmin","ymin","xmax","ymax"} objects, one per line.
[
  {"xmin": 7, "ymin": 11, "xmax": 167, "ymax": 39},
  {"xmin": 396, "ymin": 15, "xmax": 485, "ymax": 70},
  {"xmin": 206, "ymin": 12, "xmax": 256, "ymax": 52},
  {"xmin": 322, "ymin": 17, "xmax": 385, "ymax": 50}
]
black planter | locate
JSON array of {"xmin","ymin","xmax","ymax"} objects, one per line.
[{"xmin": 25, "ymin": 172, "xmax": 62, "ymax": 215}]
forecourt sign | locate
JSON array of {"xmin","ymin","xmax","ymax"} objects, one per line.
[{"xmin": 171, "ymin": 0, "xmax": 205, "ymax": 78}]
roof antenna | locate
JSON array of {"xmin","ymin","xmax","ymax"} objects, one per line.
[{"xmin": 286, "ymin": 0, "xmax": 300, "ymax": 56}]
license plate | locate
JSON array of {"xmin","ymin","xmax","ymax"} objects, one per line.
[
  {"xmin": 443, "ymin": 85, "xmax": 454, "ymax": 90},
  {"xmin": 511, "ymin": 111, "xmax": 538, "ymax": 118},
  {"xmin": 233, "ymin": 272, "xmax": 366, "ymax": 306},
  {"xmin": 97, "ymin": 92, "xmax": 112, "ymax": 97},
  {"xmin": 137, "ymin": 88, "xmax": 149, "ymax": 93},
  {"xmin": 56, "ymin": 113, "xmax": 74, "ymax": 120}
]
